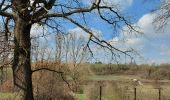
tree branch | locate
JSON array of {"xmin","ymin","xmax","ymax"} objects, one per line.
[
  {"xmin": 32, "ymin": 67, "xmax": 72, "ymax": 90},
  {"xmin": 32, "ymin": 68, "xmax": 63, "ymax": 73},
  {"xmin": 34, "ymin": 3, "xmax": 97, "ymax": 22},
  {"xmin": 0, "ymin": 11, "xmax": 13, "ymax": 18},
  {"xmin": 41, "ymin": 6, "xmax": 96, "ymax": 18},
  {"xmin": 4, "ymin": 17, "xmax": 11, "ymax": 41},
  {"xmin": 0, "ymin": 0, "xmax": 13, "ymax": 17},
  {"xmin": 0, "ymin": 0, "xmax": 5, "ymax": 10},
  {"xmin": 63, "ymin": 16, "xmax": 133, "ymax": 59},
  {"xmin": 32, "ymin": 0, "xmax": 56, "ymax": 21}
]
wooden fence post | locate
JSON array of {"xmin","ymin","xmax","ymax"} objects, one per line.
[
  {"xmin": 100, "ymin": 85, "xmax": 102, "ymax": 100},
  {"xmin": 159, "ymin": 88, "xmax": 161, "ymax": 100},
  {"xmin": 134, "ymin": 87, "xmax": 137, "ymax": 100}
]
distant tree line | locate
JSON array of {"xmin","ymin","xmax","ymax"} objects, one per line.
[{"xmin": 90, "ymin": 63, "xmax": 170, "ymax": 80}]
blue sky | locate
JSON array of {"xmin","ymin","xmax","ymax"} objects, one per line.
[
  {"xmin": 123, "ymin": 0, "xmax": 170, "ymax": 64},
  {"xmin": 1, "ymin": 0, "xmax": 169, "ymax": 64},
  {"xmin": 125, "ymin": 0, "xmax": 160, "ymax": 20},
  {"xmin": 31, "ymin": 0, "xmax": 170, "ymax": 64},
  {"xmin": 64, "ymin": 0, "xmax": 170, "ymax": 64},
  {"xmin": 111, "ymin": 0, "xmax": 170, "ymax": 64}
]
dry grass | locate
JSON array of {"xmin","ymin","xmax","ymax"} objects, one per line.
[{"xmin": 81, "ymin": 80, "xmax": 170, "ymax": 100}]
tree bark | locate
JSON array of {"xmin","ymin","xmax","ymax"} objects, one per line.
[{"xmin": 12, "ymin": 16, "xmax": 34, "ymax": 100}]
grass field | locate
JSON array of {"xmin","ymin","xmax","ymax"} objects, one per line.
[
  {"xmin": 1, "ymin": 73, "xmax": 170, "ymax": 100},
  {"xmin": 0, "ymin": 92, "xmax": 21, "ymax": 100},
  {"xmin": 88, "ymin": 74, "xmax": 141, "ymax": 81},
  {"xmin": 77, "ymin": 74, "xmax": 170, "ymax": 100}
]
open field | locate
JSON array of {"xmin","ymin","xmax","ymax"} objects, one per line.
[
  {"xmin": 1, "ymin": 65, "xmax": 170, "ymax": 100},
  {"xmin": 1, "ymin": 74, "xmax": 170, "ymax": 100},
  {"xmin": 1, "ymin": 0, "xmax": 170, "ymax": 100},
  {"xmin": 79, "ymin": 74, "xmax": 170, "ymax": 100},
  {"xmin": 88, "ymin": 74, "xmax": 141, "ymax": 81}
]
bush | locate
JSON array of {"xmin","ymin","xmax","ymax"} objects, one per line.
[
  {"xmin": 90, "ymin": 64, "xmax": 131, "ymax": 75},
  {"xmin": 0, "ymin": 80, "xmax": 13, "ymax": 92},
  {"xmin": 32, "ymin": 62, "xmax": 74, "ymax": 100},
  {"xmin": 90, "ymin": 63, "xmax": 170, "ymax": 80}
]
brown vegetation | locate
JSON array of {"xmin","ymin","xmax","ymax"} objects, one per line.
[{"xmin": 90, "ymin": 63, "xmax": 170, "ymax": 80}]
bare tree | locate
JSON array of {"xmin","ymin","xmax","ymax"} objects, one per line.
[
  {"xmin": 0, "ymin": 0, "xmax": 138, "ymax": 99},
  {"xmin": 31, "ymin": 37, "xmax": 73, "ymax": 99},
  {"xmin": 55, "ymin": 32, "xmax": 89, "ymax": 92},
  {"xmin": 0, "ymin": 23, "xmax": 12, "ymax": 85},
  {"xmin": 153, "ymin": 0, "xmax": 170, "ymax": 29}
]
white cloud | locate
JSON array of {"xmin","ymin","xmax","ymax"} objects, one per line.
[
  {"xmin": 126, "ymin": 38, "xmax": 143, "ymax": 45},
  {"xmin": 68, "ymin": 27, "xmax": 90, "ymax": 39},
  {"xmin": 138, "ymin": 13, "xmax": 170, "ymax": 37},
  {"xmin": 30, "ymin": 24, "xmax": 56, "ymax": 48},
  {"xmin": 68, "ymin": 27, "xmax": 102, "ymax": 40},
  {"xmin": 159, "ymin": 44, "xmax": 170, "ymax": 56},
  {"xmin": 160, "ymin": 51, "xmax": 170, "ymax": 56},
  {"xmin": 109, "ymin": 12, "xmax": 170, "ymax": 64}
]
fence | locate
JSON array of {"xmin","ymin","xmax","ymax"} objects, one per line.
[
  {"xmin": 98, "ymin": 86, "xmax": 170, "ymax": 100},
  {"xmin": 85, "ymin": 82, "xmax": 170, "ymax": 100}
]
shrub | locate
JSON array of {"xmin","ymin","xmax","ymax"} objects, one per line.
[
  {"xmin": 0, "ymin": 80, "xmax": 13, "ymax": 92},
  {"xmin": 32, "ymin": 62, "xmax": 74, "ymax": 100}
]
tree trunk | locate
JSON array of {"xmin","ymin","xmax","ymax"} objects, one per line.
[{"xmin": 12, "ymin": 16, "xmax": 34, "ymax": 100}]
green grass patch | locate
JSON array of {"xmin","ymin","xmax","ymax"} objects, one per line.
[
  {"xmin": 74, "ymin": 94, "xmax": 86, "ymax": 100},
  {"xmin": 88, "ymin": 74, "xmax": 141, "ymax": 81},
  {"xmin": 0, "ymin": 92, "xmax": 13, "ymax": 99},
  {"xmin": 0, "ymin": 92, "xmax": 21, "ymax": 100}
]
